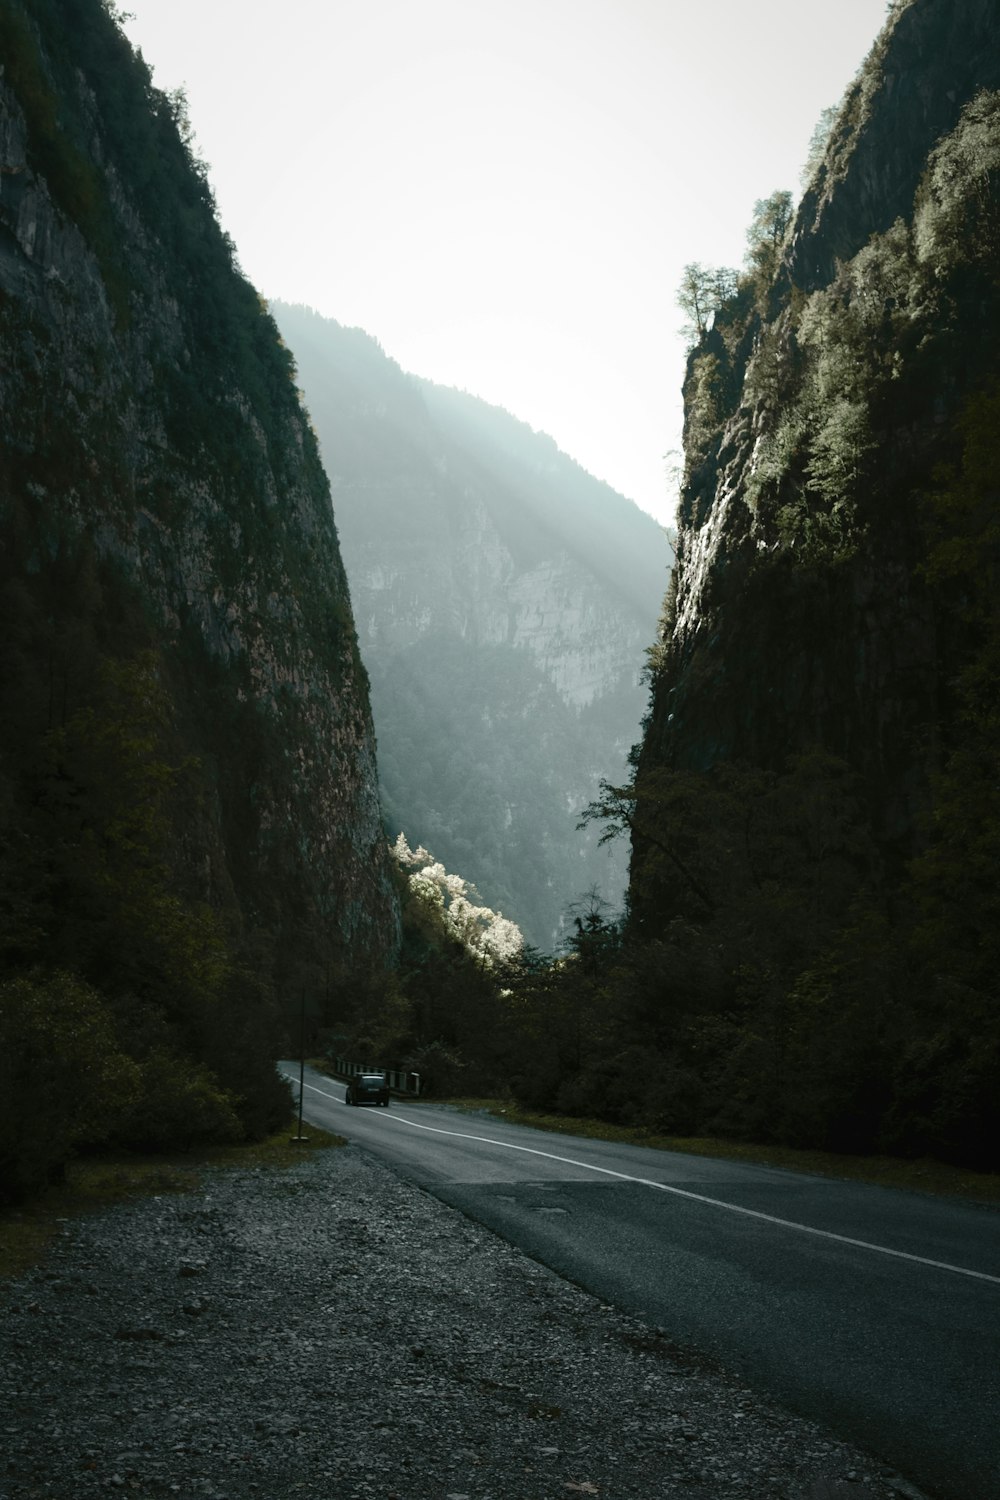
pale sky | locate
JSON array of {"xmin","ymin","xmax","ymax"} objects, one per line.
[{"xmin": 121, "ymin": 0, "xmax": 891, "ymax": 525}]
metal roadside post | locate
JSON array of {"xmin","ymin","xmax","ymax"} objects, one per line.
[{"xmin": 291, "ymin": 988, "xmax": 309, "ymax": 1143}]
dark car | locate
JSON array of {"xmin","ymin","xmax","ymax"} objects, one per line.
[{"xmin": 346, "ymin": 1072, "xmax": 390, "ymax": 1107}]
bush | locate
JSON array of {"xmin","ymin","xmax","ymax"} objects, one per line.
[
  {"xmin": 0, "ymin": 970, "xmax": 139, "ymax": 1204},
  {"xmin": 115, "ymin": 1047, "xmax": 243, "ymax": 1152}
]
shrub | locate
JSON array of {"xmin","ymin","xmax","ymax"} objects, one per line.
[
  {"xmin": 0, "ymin": 970, "xmax": 139, "ymax": 1203},
  {"xmin": 114, "ymin": 1047, "xmax": 243, "ymax": 1152}
]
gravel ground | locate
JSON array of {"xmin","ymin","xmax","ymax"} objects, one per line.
[{"xmin": 0, "ymin": 1144, "xmax": 924, "ymax": 1500}]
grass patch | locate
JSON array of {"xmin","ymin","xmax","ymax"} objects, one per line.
[
  {"xmin": 438, "ymin": 1098, "xmax": 1000, "ymax": 1206},
  {"xmin": 0, "ymin": 1118, "xmax": 344, "ymax": 1283}
]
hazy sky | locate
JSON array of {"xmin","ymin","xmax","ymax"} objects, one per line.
[{"xmin": 121, "ymin": 0, "xmax": 890, "ymax": 526}]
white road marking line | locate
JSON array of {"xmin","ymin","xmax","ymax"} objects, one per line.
[{"xmin": 291, "ymin": 1075, "xmax": 1000, "ymax": 1286}]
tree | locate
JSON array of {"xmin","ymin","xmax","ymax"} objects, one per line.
[
  {"xmin": 745, "ymin": 191, "xmax": 794, "ymax": 280},
  {"xmin": 800, "ymin": 105, "xmax": 839, "ymax": 188},
  {"xmin": 578, "ymin": 773, "xmax": 718, "ymax": 917},
  {"xmin": 390, "ymin": 834, "xmax": 524, "ymax": 968},
  {"xmin": 676, "ymin": 262, "xmax": 738, "ymax": 344}
]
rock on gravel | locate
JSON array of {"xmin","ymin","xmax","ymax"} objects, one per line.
[{"xmin": 0, "ymin": 1144, "xmax": 915, "ymax": 1499}]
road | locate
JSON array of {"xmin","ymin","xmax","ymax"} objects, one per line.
[{"xmin": 281, "ymin": 1063, "xmax": 1000, "ymax": 1500}]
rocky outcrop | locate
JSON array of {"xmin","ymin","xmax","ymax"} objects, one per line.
[
  {"xmin": 789, "ymin": 0, "xmax": 1000, "ymax": 290},
  {"xmin": 272, "ymin": 303, "xmax": 672, "ymax": 948},
  {"xmin": 0, "ymin": 2, "xmax": 399, "ymax": 985}
]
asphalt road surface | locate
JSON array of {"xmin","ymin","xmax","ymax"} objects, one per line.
[{"xmin": 281, "ymin": 1063, "xmax": 1000, "ymax": 1500}]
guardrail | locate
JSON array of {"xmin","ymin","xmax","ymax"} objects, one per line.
[{"xmin": 329, "ymin": 1057, "xmax": 421, "ymax": 1096}]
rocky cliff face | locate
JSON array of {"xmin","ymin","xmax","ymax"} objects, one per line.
[
  {"xmin": 641, "ymin": 0, "xmax": 1000, "ymax": 859},
  {"xmin": 272, "ymin": 303, "xmax": 672, "ymax": 948},
  {"xmin": 0, "ymin": 1, "xmax": 399, "ymax": 993},
  {"xmin": 620, "ymin": 0, "xmax": 999, "ymax": 1159},
  {"xmin": 789, "ymin": 0, "xmax": 1000, "ymax": 291}
]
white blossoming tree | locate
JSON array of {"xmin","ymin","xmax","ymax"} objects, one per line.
[{"xmin": 390, "ymin": 834, "xmax": 524, "ymax": 968}]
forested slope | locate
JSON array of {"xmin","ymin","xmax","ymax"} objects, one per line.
[{"xmin": 0, "ymin": 0, "xmax": 399, "ymax": 1199}]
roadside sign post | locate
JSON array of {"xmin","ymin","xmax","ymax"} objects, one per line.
[{"xmin": 291, "ymin": 987, "xmax": 309, "ymax": 1143}]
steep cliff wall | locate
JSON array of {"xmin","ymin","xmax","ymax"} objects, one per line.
[
  {"xmin": 0, "ymin": 3, "xmax": 399, "ymax": 1013},
  {"xmin": 789, "ymin": 0, "xmax": 1000, "ymax": 290},
  {"xmin": 621, "ymin": 0, "xmax": 999, "ymax": 1161},
  {"xmin": 643, "ymin": 0, "xmax": 998, "ymax": 841},
  {"xmin": 272, "ymin": 302, "xmax": 672, "ymax": 949}
]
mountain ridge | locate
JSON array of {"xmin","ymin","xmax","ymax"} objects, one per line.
[{"xmin": 272, "ymin": 300, "xmax": 671, "ymax": 946}]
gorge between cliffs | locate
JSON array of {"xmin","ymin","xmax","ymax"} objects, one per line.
[{"xmin": 1, "ymin": 0, "xmax": 998, "ymax": 1224}]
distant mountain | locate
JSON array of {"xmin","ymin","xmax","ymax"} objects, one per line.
[{"xmin": 272, "ymin": 303, "xmax": 672, "ymax": 948}]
